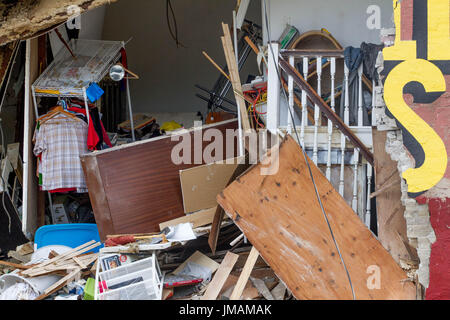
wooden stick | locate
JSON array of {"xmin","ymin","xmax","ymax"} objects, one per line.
[
  {"xmin": 202, "ymin": 51, "xmax": 231, "ymax": 81},
  {"xmin": 35, "ymin": 268, "xmax": 81, "ymax": 300},
  {"xmin": 221, "ymin": 23, "xmax": 251, "ymax": 132},
  {"xmin": 54, "ymin": 29, "xmax": 76, "ymax": 59},
  {"xmin": 244, "ymin": 36, "xmax": 262, "ymax": 61},
  {"xmin": 0, "ymin": 260, "xmax": 34, "ymax": 270},
  {"xmin": 230, "ymin": 246, "xmax": 259, "ymax": 300},
  {"xmin": 370, "ymin": 179, "xmax": 400, "ymax": 199}
]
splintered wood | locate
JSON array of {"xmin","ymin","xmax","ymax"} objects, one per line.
[
  {"xmin": 20, "ymin": 240, "xmax": 100, "ymax": 279},
  {"xmin": 216, "ymin": 135, "xmax": 416, "ymax": 300}
]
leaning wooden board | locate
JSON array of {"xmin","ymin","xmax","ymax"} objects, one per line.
[
  {"xmin": 80, "ymin": 119, "xmax": 238, "ymax": 240},
  {"xmin": 217, "ymin": 135, "xmax": 416, "ymax": 300}
]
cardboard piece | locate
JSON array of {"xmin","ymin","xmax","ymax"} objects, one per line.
[
  {"xmin": 180, "ymin": 157, "xmax": 242, "ymax": 213},
  {"xmin": 159, "ymin": 206, "xmax": 218, "ymax": 231}
]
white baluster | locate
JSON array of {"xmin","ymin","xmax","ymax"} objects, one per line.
[
  {"xmin": 339, "ymin": 62, "xmax": 349, "ymax": 197},
  {"xmin": 313, "ymin": 56, "xmax": 322, "ymax": 164},
  {"xmin": 326, "ymin": 58, "xmax": 336, "ymax": 180},
  {"xmin": 351, "ymin": 64, "xmax": 364, "ymax": 217},
  {"xmin": 357, "ymin": 64, "xmax": 364, "ymax": 126},
  {"xmin": 267, "ymin": 42, "xmax": 280, "ymax": 134},
  {"xmin": 300, "ymin": 57, "xmax": 309, "ymax": 148},
  {"xmin": 344, "ymin": 63, "xmax": 350, "ymax": 125},
  {"xmin": 352, "ymin": 149, "xmax": 359, "ymax": 213},
  {"xmin": 287, "ymin": 55, "xmax": 295, "ymax": 134},
  {"xmin": 365, "ymin": 163, "xmax": 372, "ymax": 228},
  {"xmin": 339, "ymin": 134, "xmax": 345, "ymax": 197}
]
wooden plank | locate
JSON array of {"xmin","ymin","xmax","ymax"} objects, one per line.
[
  {"xmin": 230, "ymin": 246, "xmax": 259, "ymax": 300},
  {"xmin": 159, "ymin": 206, "xmax": 218, "ymax": 231},
  {"xmin": 34, "ymin": 268, "xmax": 81, "ymax": 300},
  {"xmin": 81, "ymin": 120, "xmax": 238, "ymax": 241},
  {"xmin": 221, "ymin": 23, "xmax": 251, "ymax": 132},
  {"xmin": 218, "ymin": 274, "xmax": 259, "ymax": 300},
  {"xmin": 201, "ymin": 251, "xmax": 239, "ymax": 300},
  {"xmin": 372, "ymin": 130, "xmax": 418, "ymax": 264},
  {"xmin": 279, "ymin": 59, "xmax": 374, "ymax": 166},
  {"xmin": 21, "ymin": 240, "xmax": 96, "ymax": 275},
  {"xmin": 173, "ymin": 251, "xmax": 220, "ymax": 276},
  {"xmin": 217, "ymin": 135, "xmax": 416, "ymax": 300},
  {"xmin": 180, "ymin": 157, "xmax": 241, "ymax": 213}
]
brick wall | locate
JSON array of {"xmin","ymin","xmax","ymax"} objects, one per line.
[{"xmin": 376, "ymin": 0, "xmax": 450, "ymax": 299}]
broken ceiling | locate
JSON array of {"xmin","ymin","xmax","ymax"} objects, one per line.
[{"xmin": 0, "ymin": 0, "xmax": 118, "ymax": 47}]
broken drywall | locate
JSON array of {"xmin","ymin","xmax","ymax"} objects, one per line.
[{"xmin": 0, "ymin": 0, "xmax": 118, "ymax": 46}]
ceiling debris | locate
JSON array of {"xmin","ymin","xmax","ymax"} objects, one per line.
[{"xmin": 0, "ymin": 0, "xmax": 118, "ymax": 47}]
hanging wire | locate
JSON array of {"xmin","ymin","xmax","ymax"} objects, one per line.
[
  {"xmin": 166, "ymin": 0, "xmax": 187, "ymax": 48},
  {"xmin": 262, "ymin": 0, "xmax": 356, "ymax": 300}
]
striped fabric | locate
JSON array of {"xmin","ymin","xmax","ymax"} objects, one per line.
[{"xmin": 33, "ymin": 114, "xmax": 89, "ymax": 192}]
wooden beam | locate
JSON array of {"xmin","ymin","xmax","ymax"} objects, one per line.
[
  {"xmin": 221, "ymin": 23, "xmax": 251, "ymax": 132},
  {"xmin": 279, "ymin": 58, "xmax": 374, "ymax": 166},
  {"xmin": 230, "ymin": 246, "xmax": 259, "ymax": 300},
  {"xmin": 201, "ymin": 251, "xmax": 239, "ymax": 300}
]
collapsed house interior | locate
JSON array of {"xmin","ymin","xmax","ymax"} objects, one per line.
[{"xmin": 0, "ymin": 0, "xmax": 448, "ymax": 301}]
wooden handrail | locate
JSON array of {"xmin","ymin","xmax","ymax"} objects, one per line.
[
  {"xmin": 279, "ymin": 57, "xmax": 374, "ymax": 166},
  {"xmin": 280, "ymin": 49, "xmax": 344, "ymax": 58}
]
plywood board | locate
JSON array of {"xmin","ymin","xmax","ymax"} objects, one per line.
[
  {"xmin": 217, "ymin": 135, "xmax": 416, "ymax": 300},
  {"xmin": 180, "ymin": 157, "xmax": 241, "ymax": 213},
  {"xmin": 159, "ymin": 206, "xmax": 218, "ymax": 231},
  {"xmin": 372, "ymin": 130, "xmax": 418, "ymax": 264},
  {"xmin": 80, "ymin": 119, "xmax": 238, "ymax": 240}
]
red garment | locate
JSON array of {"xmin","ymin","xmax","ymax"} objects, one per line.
[
  {"xmin": 67, "ymin": 106, "xmax": 99, "ymax": 151},
  {"xmin": 48, "ymin": 188, "xmax": 77, "ymax": 194},
  {"xmin": 100, "ymin": 119, "xmax": 113, "ymax": 147}
]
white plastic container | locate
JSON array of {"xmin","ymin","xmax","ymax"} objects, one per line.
[{"xmin": 95, "ymin": 254, "xmax": 163, "ymax": 300}]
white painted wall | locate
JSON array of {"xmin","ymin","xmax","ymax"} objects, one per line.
[
  {"xmin": 101, "ymin": 0, "xmax": 262, "ymax": 114},
  {"xmin": 262, "ymin": 0, "xmax": 394, "ymax": 47},
  {"xmin": 79, "ymin": 5, "xmax": 107, "ymax": 40}
]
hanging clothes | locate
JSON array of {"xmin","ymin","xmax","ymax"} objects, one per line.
[
  {"xmin": 339, "ymin": 46, "xmax": 371, "ymax": 126},
  {"xmin": 360, "ymin": 42, "xmax": 384, "ymax": 83},
  {"xmin": 68, "ymin": 100, "xmax": 112, "ymax": 150},
  {"xmin": 33, "ymin": 113, "xmax": 89, "ymax": 192}
]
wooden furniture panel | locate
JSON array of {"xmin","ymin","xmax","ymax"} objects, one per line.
[{"xmin": 81, "ymin": 120, "xmax": 238, "ymax": 240}]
